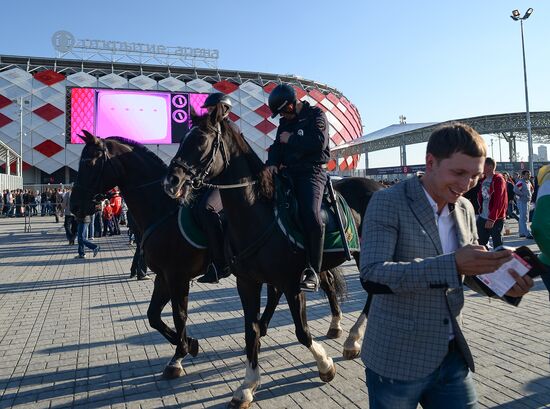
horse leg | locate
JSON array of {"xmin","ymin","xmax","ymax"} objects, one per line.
[
  {"xmin": 163, "ymin": 280, "xmax": 194, "ymax": 379},
  {"xmin": 286, "ymin": 290, "xmax": 336, "ymax": 383},
  {"xmin": 319, "ymin": 270, "xmax": 343, "ymax": 339},
  {"xmin": 229, "ymin": 277, "xmax": 262, "ymax": 409},
  {"xmin": 343, "ymin": 297, "xmax": 370, "ymax": 360},
  {"xmin": 147, "ymin": 274, "xmax": 178, "ymax": 345},
  {"xmin": 258, "ymin": 284, "xmax": 283, "ymax": 338}
]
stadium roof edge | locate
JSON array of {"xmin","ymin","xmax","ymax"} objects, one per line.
[
  {"xmin": 331, "ymin": 111, "xmax": 550, "ymax": 157},
  {"xmin": 0, "ymin": 54, "xmax": 344, "ymax": 97}
]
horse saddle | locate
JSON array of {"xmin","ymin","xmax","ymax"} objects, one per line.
[
  {"xmin": 177, "ymin": 205, "xmax": 208, "ymax": 249},
  {"xmin": 274, "ymin": 174, "xmax": 359, "ymax": 253}
]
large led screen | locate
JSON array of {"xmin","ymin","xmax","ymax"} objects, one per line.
[{"xmin": 67, "ymin": 88, "xmax": 208, "ymax": 144}]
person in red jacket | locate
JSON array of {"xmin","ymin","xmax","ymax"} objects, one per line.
[
  {"xmin": 109, "ymin": 188, "xmax": 122, "ymax": 235},
  {"xmin": 477, "ymin": 157, "xmax": 508, "ymax": 248}
]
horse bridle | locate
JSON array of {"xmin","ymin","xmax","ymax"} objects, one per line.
[
  {"xmin": 72, "ymin": 144, "xmax": 112, "ymax": 202},
  {"xmin": 170, "ymin": 122, "xmax": 255, "ymax": 190}
]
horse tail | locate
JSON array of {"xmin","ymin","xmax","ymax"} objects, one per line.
[{"xmin": 326, "ymin": 267, "xmax": 348, "ymax": 302}]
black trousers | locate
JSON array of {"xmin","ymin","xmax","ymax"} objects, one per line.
[
  {"xmin": 476, "ymin": 217, "xmax": 504, "ymax": 248},
  {"xmin": 287, "ymin": 166, "xmax": 327, "ymax": 233},
  {"xmin": 195, "ymin": 188, "xmax": 224, "ymax": 267},
  {"xmin": 64, "ymin": 215, "xmax": 77, "ymax": 242},
  {"xmin": 288, "ymin": 166, "xmax": 327, "ymax": 272}
]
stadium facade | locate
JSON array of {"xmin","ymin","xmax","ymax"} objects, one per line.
[{"xmin": 0, "ymin": 54, "xmax": 362, "ymax": 185}]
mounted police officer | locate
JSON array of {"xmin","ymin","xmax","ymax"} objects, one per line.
[
  {"xmin": 266, "ymin": 84, "xmax": 330, "ymax": 292},
  {"xmin": 196, "ymin": 92, "xmax": 233, "ymax": 283}
]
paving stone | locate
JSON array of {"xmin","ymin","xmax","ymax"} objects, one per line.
[{"xmin": 0, "ymin": 216, "xmax": 549, "ymax": 408}]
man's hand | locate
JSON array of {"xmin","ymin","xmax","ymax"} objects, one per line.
[
  {"xmin": 484, "ymin": 220, "xmax": 495, "ymax": 229},
  {"xmin": 455, "ymin": 244, "xmax": 513, "ymax": 276},
  {"xmin": 279, "ymin": 131, "xmax": 292, "ymax": 144},
  {"xmin": 505, "ymin": 270, "xmax": 534, "ymax": 297}
]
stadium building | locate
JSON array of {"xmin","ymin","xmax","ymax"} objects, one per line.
[{"xmin": 0, "ymin": 52, "xmax": 362, "ymax": 186}]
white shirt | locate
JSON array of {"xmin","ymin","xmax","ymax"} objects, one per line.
[
  {"xmin": 422, "ymin": 187, "xmax": 459, "ymax": 340},
  {"xmin": 422, "ymin": 187, "xmax": 459, "ymax": 255}
]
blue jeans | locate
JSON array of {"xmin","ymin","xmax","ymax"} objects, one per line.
[
  {"xmin": 517, "ymin": 201, "xmax": 531, "ymax": 236},
  {"xmin": 77, "ymin": 222, "xmax": 98, "ymax": 257},
  {"xmin": 366, "ymin": 349, "xmax": 478, "ymax": 409}
]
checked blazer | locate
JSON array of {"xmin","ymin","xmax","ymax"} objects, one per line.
[{"xmin": 360, "ymin": 176, "xmax": 478, "ymax": 381}]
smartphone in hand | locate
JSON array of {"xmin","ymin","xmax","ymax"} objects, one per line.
[{"xmin": 493, "ymin": 245, "xmax": 545, "ymax": 278}]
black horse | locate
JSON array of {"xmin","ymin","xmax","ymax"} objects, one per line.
[
  {"xmin": 70, "ymin": 132, "xmax": 209, "ymax": 379},
  {"xmin": 69, "ymin": 131, "xmax": 350, "ymax": 383},
  {"xmin": 163, "ymin": 114, "xmax": 381, "ymax": 408}
]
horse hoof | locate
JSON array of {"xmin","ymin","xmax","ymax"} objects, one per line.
[
  {"xmin": 189, "ymin": 338, "xmax": 199, "ymax": 357},
  {"xmin": 319, "ymin": 364, "xmax": 336, "ymax": 383},
  {"xmin": 342, "ymin": 348, "xmax": 361, "ymax": 360},
  {"xmin": 162, "ymin": 365, "xmax": 183, "ymax": 379},
  {"xmin": 326, "ymin": 328, "xmax": 343, "ymax": 339},
  {"xmin": 228, "ymin": 398, "xmax": 252, "ymax": 409}
]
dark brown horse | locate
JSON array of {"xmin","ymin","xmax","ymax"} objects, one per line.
[
  {"xmin": 69, "ymin": 131, "xmax": 351, "ymax": 384},
  {"xmin": 70, "ymin": 132, "xmax": 209, "ymax": 379},
  {"xmin": 163, "ymin": 114, "xmax": 381, "ymax": 408}
]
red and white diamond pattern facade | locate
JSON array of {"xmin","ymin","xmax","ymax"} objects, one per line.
[{"xmin": 0, "ymin": 63, "xmax": 362, "ymax": 177}]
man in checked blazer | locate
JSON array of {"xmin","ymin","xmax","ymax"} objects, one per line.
[{"xmin": 360, "ymin": 123, "xmax": 533, "ymax": 409}]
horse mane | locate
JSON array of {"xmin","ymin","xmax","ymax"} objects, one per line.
[
  {"xmin": 194, "ymin": 114, "xmax": 274, "ymax": 200},
  {"xmin": 105, "ymin": 136, "xmax": 168, "ymax": 170},
  {"xmin": 222, "ymin": 121, "xmax": 274, "ymax": 201}
]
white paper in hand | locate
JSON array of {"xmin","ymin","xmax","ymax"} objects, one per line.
[{"xmin": 478, "ymin": 253, "xmax": 531, "ymax": 297}]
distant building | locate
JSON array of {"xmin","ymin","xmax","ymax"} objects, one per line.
[{"xmin": 538, "ymin": 145, "xmax": 548, "ymax": 162}]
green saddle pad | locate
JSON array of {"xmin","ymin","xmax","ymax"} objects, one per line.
[
  {"xmin": 178, "ymin": 206, "xmax": 207, "ymax": 249},
  {"xmin": 274, "ymin": 179, "xmax": 360, "ymax": 253}
]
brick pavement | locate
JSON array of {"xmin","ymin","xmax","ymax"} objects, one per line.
[{"xmin": 0, "ymin": 216, "xmax": 549, "ymax": 408}]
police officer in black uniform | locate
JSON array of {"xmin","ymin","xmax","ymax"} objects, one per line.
[
  {"xmin": 266, "ymin": 84, "xmax": 330, "ymax": 292},
  {"xmin": 196, "ymin": 92, "xmax": 233, "ymax": 283}
]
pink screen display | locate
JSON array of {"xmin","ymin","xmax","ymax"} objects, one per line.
[{"xmin": 69, "ymin": 88, "xmax": 208, "ymax": 144}]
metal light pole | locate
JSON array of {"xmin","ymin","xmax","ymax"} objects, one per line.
[
  {"xmin": 511, "ymin": 8, "xmax": 534, "ymax": 175},
  {"xmin": 19, "ymin": 98, "xmax": 23, "ymax": 176}
]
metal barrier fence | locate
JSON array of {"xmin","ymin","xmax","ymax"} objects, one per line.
[{"xmin": 0, "ymin": 173, "xmax": 23, "ymax": 191}]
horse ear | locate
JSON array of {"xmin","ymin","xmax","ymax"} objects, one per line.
[{"xmin": 80, "ymin": 130, "xmax": 98, "ymax": 145}]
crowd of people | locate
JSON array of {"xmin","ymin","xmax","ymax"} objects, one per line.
[
  {"xmin": 1, "ymin": 187, "xmax": 66, "ymax": 219},
  {"xmin": 56, "ymin": 186, "xmax": 149, "ymax": 279},
  {"xmin": 461, "ymin": 161, "xmax": 538, "ymax": 248}
]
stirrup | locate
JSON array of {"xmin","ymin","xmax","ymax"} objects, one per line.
[
  {"xmin": 197, "ymin": 263, "xmax": 220, "ymax": 284},
  {"xmin": 300, "ymin": 267, "xmax": 319, "ymax": 292}
]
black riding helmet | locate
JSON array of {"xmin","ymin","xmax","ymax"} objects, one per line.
[
  {"xmin": 268, "ymin": 84, "xmax": 296, "ymax": 118},
  {"xmin": 202, "ymin": 92, "xmax": 232, "ymax": 109}
]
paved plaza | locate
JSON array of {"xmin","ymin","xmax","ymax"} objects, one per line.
[{"xmin": 0, "ymin": 216, "xmax": 549, "ymax": 408}]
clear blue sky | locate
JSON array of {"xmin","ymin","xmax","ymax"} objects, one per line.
[{"xmin": 1, "ymin": 0, "xmax": 549, "ymax": 167}]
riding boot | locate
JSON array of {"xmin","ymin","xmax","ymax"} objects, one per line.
[
  {"xmin": 300, "ymin": 224, "xmax": 325, "ymax": 292},
  {"xmin": 197, "ymin": 214, "xmax": 230, "ymax": 284}
]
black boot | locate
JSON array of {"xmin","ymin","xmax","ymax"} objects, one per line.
[
  {"xmin": 197, "ymin": 262, "xmax": 230, "ymax": 283},
  {"xmin": 197, "ymin": 206, "xmax": 230, "ymax": 284},
  {"xmin": 300, "ymin": 225, "xmax": 325, "ymax": 292}
]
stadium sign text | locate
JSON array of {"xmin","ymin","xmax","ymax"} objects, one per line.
[{"xmin": 51, "ymin": 30, "xmax": 219, "ymax": 60}]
